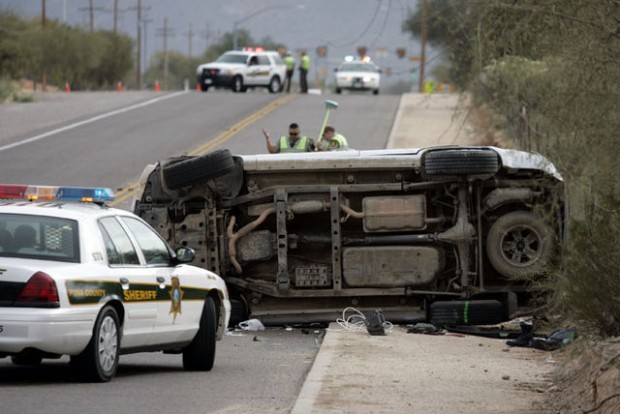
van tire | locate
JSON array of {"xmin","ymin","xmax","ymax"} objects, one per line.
[
  {"xmin": 163, "ymin": 149, "xmax": 236, "ymax": 189},
  {"xmin": 486, "ymin": 211, "xmax": 554, "ymax": 278},
  {"xmin": 424, "ymin": 149, "xmax": 499, "ymax": 177}
]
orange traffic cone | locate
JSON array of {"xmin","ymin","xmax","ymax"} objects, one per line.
[
  {"xmin": 154, "ymin": 80, "xmax": 160, "ymax": 92},
  {"xmin": 65, "ymin": 82, "xmax": 71, "ymax": 93},
  {"xmin": 196, "ymin": 83, "xmax": 202, "ymax": 92},
  {"xmin": 116, "ymin": 81, "xmax": 123, "ymax": 92}
]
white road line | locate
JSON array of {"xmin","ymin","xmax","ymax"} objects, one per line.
[{"xmin": 0, "ymin": 91, "xmax": 187, "ymax": 153}]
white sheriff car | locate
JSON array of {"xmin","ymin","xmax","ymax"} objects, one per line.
[
  {"xmin": 0, "ymin": 185, "xmax": 230, "ymax": 382},
  {"xmin": 196, "ymin": 49, "xmax": 286, "ymax": 93},
  {"xmin": 334, "ymin": 58, "xmax": 381, "ymax": 95}
]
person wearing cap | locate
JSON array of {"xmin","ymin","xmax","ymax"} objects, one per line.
[
  {"xmin": 283, "ymin": 52, "xmax": 296, "ymax": 93},
  {"xmin": 263, "ymin": 123, "xmax": 315, "ymax": 153},
  {"xmin": 318, "ymin": 126, "xmax": 349, "ymax": 151}
]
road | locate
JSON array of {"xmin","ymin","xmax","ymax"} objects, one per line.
[{"xmin": 0, "ymin": 89, "xmax": 402, "ymax": 413}]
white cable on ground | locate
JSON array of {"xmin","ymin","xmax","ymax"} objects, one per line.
[{"xmin": 336, "ymin": 306, "xmax": 394, "ymax": 334}]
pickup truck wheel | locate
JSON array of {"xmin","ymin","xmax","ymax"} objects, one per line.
[
  {"xmin": 163, "ymin": 149, "xmax": 236, "ymax": 189},
  {"xmin": 183, "ymin": 296, "xmax": 217, "ymax": 371},
  {"xmin": 373, "ymin": 89, "xmax": 379, "ymax": 95},
  {"xmin": 335, "ymin": 88, "xmax": 342, "ymax": 94},
  {"xmin": 73, "ymin": 305, "xmax": 120, "ymax": 382},
  {"xmin": 268, "ymin": 76, "xmax": 281, "ymax": 93},
  {"xmin": 424, "ymin": 149, "xmax": 499, "ymax": 177},
  {"xmin": 232, "ymin": 76, "xmax": 245, "ymax": 93},
  {"xmin": 486, "ymin": 211, "xmax": 554, "ymax": 278}
]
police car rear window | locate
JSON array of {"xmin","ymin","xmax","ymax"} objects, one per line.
[{"xmin": 0, "ymin": 214, "xmax": 79, "ymax": 263}]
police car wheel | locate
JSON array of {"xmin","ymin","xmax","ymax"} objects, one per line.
[
  {"xmin": 232, "ymin": 76, "xmax": 246, "ymax": 93},
  {"xmin": 183, "ymin": 296, "xmax": 217, "ymax": 371},
  {"xmin": 74, "ymin": 305, "xmax": 120, "ymax": 382},
  {"xmin": 268, "ymin": 76, "xmax": 281, "ymax": 93}
]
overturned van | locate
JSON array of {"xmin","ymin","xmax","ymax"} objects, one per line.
[{"xmin": 133, "ymin": 146, "xmax": 566, "ymax": 325}]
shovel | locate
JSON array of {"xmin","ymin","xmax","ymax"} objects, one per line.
[{"xmin": 317, "ymin": 100, "xmax": 339, "ymax": 149}]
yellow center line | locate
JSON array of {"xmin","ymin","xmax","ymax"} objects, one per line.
[{"xmin": 111, "ymin": 94, "xmax": 297, "ymax": 207}]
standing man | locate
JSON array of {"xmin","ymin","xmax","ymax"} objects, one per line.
[
  {"xmin": 299, "ymin": 51, "xmax": 310, "ymax": 94},
  {"xmin": 283, "ymin": 52, "xmax": 296, "ymax": 93},
  {"xmin": 263, "ymin": 123, "xmax": 315, "ymax": 153}
]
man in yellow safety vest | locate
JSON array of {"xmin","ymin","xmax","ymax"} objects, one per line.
[
  {"xmin": 283, "ymin": 52, "xmax": 296, "ymax": 93},
  {"xmin": 318, "ymin": 126, "xmax": 349, "ymax": 151},
  {"xmin": 263, "ymin": 123, "xmax": 315, "ymax": 153},
  {"xmin": 299, "ymin": 51, "xmax": 310, "ymax": 93}
]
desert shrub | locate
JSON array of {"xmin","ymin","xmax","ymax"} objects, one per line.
[{"xmin": 405, "ymin": 0, "xmax": 620, "ymax": 336}]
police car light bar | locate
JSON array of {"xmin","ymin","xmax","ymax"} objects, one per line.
[{"xmin": 0, "ymin": 184, "xmax": 115, "ymax": 203}]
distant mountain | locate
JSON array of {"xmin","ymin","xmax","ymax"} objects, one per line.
[{"xmin": 2, "ymin": 0, "xmax": 431, "ymax": 87}]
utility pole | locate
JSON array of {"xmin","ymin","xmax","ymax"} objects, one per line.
[
  {"xmin": 142, "ymin": 17, "xmax": 153, "ymax": 74},
  {"xmin": 185, "ymin": 23, "xmax": 195, "ymax": 57},
  {"xmin": 200, "ymin": 24, "xmax": 215, "ymax": 53},
  {"xmin": 78, "ymin": 0, "xmax": 103, "ymax": 33},
  {"xmin": 113, "ymin": 0, "xmax": 118, "ymax": 33},
  {"xmin": 156, "ymin": 17, "xmax": 174, "ymax": 89},
  {"xmin": 136, "ymin": 0, "xmax": 142, "ymax": 89},
  {"xmin": 41, "ymin": 0, "xmax": 47, "ymax": 91},
  {"xmin": 418, "ymin": 0, "xmax": 428, "ymax": 93}
]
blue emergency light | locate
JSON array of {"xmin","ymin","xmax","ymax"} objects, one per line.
[{"xmin": 0, "ymin": 184, "xmax": 115, "ymax": 203}]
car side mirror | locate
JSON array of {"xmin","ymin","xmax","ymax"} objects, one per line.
[{"xmin": 175, "ymin": 247, "xmax": 195, "ymax": 263}]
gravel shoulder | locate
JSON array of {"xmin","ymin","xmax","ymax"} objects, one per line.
[{"xmin": 293, "ymin": 324, "xmax": 555, "ymax": 414}]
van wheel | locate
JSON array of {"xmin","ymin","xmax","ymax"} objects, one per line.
[
  {"xmin": 183, "ymin": 296, "xmax": 217, "ymax": 371},
  {"xmin": 163, "ymin": 149, "xmax": 236, "ymax": 189},
  {"xmin": 486, "ymin": 211, "xmax": 554, "ymax": 278}
]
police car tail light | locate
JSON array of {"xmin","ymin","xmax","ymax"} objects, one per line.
[
  {"xmin": 15, "ymin": 272, "xmax": 60, "ymax": 307},
  {"xmin": 0, "ymin": 184, "xmax": 115, "ymax": 203}
]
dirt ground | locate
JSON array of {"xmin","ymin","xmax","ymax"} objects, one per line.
[
  {"xmin": 464, "ymin": 100, "xmax": 620, "ymax": 414},
  {"xmin": 387, "ymin": 93, "xmax": 620, "ymax": 414}
]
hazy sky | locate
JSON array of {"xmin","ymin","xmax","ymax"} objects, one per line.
[{"xmin": 2, "ymin": 0, "xmax": 434, "ymax": 85}]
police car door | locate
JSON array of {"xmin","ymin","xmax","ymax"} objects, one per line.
[
  {"xmin": 119, "ymin": 216, "xmax": 201, "ymax": 346},
  {"xmin": 98, "ymin": 216, "xmax": 157, "ymax": 348},
  {"xmin": 255, "ymin": 55, "xmax": 272, "ymax": 85}
]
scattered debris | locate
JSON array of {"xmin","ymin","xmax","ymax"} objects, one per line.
[
  {"xmin": 239, "ymin": 318, "xmax": 265, "ymax": 331},
  {"xmin": 507, "ymin": 327, "xmax": 577, "ymax": 351},
  {"xmin": 406, "ymin": 323, "xmax": 445, "ymax": 335},
  {"xmin": 336, "ymin": 307, "xmax": 393, "ymax": 335}
]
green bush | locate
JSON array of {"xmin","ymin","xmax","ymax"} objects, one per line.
[{"xmin": 405, "ymin": 0, "xmax": 620, "ymax": 337}]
